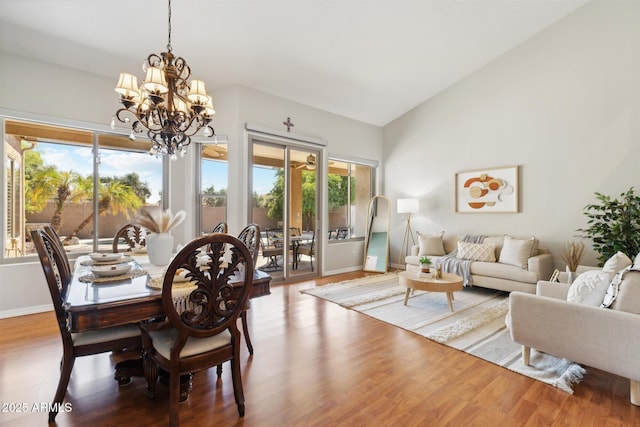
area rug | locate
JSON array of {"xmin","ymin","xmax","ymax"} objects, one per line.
[{"xmin": 301, "ymin": 273, "xmax": 586, "ymax": 394}]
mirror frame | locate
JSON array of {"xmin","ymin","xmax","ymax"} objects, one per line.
[{"xmin": 362, "ymin": 195, "xmax": 390, "ymax": 273}]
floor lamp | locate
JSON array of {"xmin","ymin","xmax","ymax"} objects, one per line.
[{"xmin": 396, "ymin": 198, "xmax": 419, "ymax": 271}]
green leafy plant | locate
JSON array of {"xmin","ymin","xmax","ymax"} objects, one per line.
[
  {"xmin": 419, "ymin": 255, "xmax": 432, "ymax": 266},
  {"xmin": 577, "ymin": 187, "xmax": 640, "ymax": 266}
]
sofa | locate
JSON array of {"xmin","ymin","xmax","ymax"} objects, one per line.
[
  {"xmin": 509, "ymin": 266, "xmax": 640, "ymax": 406},
  {"xmin": 405, "ymin": 233, "xmax": 554, "ymax": 293}
]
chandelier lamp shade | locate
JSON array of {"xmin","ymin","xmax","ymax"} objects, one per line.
[{"xmin": 112, "ymin": 0, "xmax": 215, "ymax": 159}]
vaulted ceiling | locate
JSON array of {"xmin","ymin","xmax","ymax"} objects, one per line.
[{"xmin": 0, "ymin": 0, "xmax": 588, "ymax": 126}]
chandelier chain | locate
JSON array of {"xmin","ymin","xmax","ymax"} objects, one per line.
[{"xmin": 167, "ymin": 0, "xmax": 172, "ymax": 52}]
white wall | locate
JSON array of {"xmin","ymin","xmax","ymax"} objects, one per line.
[
  {"xmin": 0, "ymin": 54, "xmax": 382, "ymax": 316},
  {"xmin": 383, "ymin": 0, "xmax": 640, "ymax": 270}
]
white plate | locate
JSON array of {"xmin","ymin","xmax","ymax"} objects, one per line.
[
  {"xmin": 89, "ymin": 252, "xmax": 122, "ymax": 262},
  {"xmin": 91, "ymin": 263, "xmax": 132, "ymax": 277}
]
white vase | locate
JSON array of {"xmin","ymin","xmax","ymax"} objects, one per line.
[{"xmin": 147, "ymin": 232, "xmax": 174, "ymax": 266}]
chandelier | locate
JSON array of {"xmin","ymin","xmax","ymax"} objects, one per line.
[{"xmin": 112, "ymin": 0, "xmax": 215, "ymax": 159}]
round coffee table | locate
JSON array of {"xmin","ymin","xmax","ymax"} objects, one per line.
[{"xmin": 398, "ymin": 270, "xmax": 464, "ymax": 312}]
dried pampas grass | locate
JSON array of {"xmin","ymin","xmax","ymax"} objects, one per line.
[
  {"xmin": 561, "ymin": 240, "xmax": 585, "ymax": 273},
  {"xmin": 136, "ymin": 209, "xmax": 186, "ymax": 233}
]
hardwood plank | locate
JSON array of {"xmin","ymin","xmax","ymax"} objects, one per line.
[{"xmin": 0, "ymin": 272, "xmax": 638, "ymax": 426}]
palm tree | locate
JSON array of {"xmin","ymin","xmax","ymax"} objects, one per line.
[
  {"xmin": 64, "ymin": 180, "xmax": 143, "ymax": 243},
  {"xmin": 25, "ymin": 165, "xmax": 59, "ymax": 214},
  {"xmin": 50, "ymin": 171, "xmax": 88, "ymax": 233},
  {"xmin": 25, "ymin": 164, "xmax": 89, "ymax": 233}
]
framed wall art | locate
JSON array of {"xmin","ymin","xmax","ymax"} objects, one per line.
[{"xmin": 455, "ymin": 166, "xmax": 519, "ymax": 213}]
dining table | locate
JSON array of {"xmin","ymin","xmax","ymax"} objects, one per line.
[
  {"xmin": 65, "ymin": 253, "xmax": 271, "ymax": 333},
  {"xmin": 64, "ymin": 251, "xmax": 271, "ymax": 398}
]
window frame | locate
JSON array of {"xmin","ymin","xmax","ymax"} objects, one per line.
[
  {"xmin": 0, "ymin": 112, "xmax": 166, "ymax": 264},
  {"xmin": 195, "ymin": 141, "xmax": 228, "ymax": 235},
  {"xmin": 327, "ymin": 153, "xmax": 378, "ymax": 243}
]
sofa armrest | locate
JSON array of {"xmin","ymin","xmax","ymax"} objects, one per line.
[
  {"xmin": 557, "ymin": 265, "xmax": 599, "ymax": 284},
  {"xmin": 527, "ymin": 253, "xmax": 554, "ymax": 282},
  {"xmin": 509, "ymin": 292, "xmax": 640, "ymax": 382},
  {"xmin": 536, "ymin": 281, "xmax": 570, "ymax": 299},
  {"xmin": 410, "ymin": 245, "xmax": 419, "ymax": 256}
]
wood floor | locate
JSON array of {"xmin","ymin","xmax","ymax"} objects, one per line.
[{"xmin": 1, "ymin": 271, "xmax": 638, "ymax": 427}]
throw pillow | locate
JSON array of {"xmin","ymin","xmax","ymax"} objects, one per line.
[
  {"xmin": 610, "ymin": 270, "xmax": 640, "ymax": 314},
  {"xmin": 417, "ymin": 231, "xmax": 445, "ymax": 256},
  {"xmin": 566, "ymin": 270, "xmax": 614, "ymax": 306},
  {"xmin": 498, "ymin": 236, "xmax": 535, "ymax": 269},
  {"xmin": 602, "ymin": 251, "xmax": 632, "ymax": 273},
  {"xmin": 456, "ymin": 241, "xmax": 496, "ymax": 262}
]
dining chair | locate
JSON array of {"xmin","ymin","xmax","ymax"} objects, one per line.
[
  {"xmin": 112, "ymin": 223, "xmax": 147, "ymax": 253},
  {"xmin": 42, "ymin": 225, "xmax": 71, "ymax": 282},
  {"xmin": 297, "ymin": 231, "xmax": 316, "ymax": 269},
  {"xmin": 140, "ymin": 233, "xmax": 254, "ymax": 426},
  {"xmin": 31, "ymin": 229, "xmax": 141, "ymax": 423},
  {"xmin": 237, "ymin": 223, "xmax": 261, "ymax": 354},
  {"xmin": 211, "ymin": 221, "xmax": 228, "ymax": 233},
  {"xmin": 260, "ymin": 228, "xmax": 283, "ymax": 271},
  {"xmin": 337, "ymin": 226, "xmax": 349, "ymax": 239}
]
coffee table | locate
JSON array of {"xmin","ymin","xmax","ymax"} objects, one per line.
[{"xmin": 398, "ymin": 270, "xmax": 464, "ymax": 312}]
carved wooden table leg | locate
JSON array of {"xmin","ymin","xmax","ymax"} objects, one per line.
[{"xmin": 114, "ymin": 357, "xmax": 144, "ymax": 386}]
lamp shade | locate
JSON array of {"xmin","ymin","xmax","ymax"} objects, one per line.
[{"xmin": 397, "ymin": 198, "xmax": 419, "ymax": 214}]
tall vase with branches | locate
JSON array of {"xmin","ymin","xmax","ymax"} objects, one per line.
[{"xmin": 136, "ymin": 209, "xmax": 185, "ymax": 265}]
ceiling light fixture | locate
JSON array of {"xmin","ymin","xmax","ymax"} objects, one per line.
[{"xmin": 112, "ymin": 0, "xmax": 215, "ymax": 160}]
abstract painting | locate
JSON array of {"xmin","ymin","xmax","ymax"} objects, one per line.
[{"xmin": 455, "ymin": 166, "xmax": 519, "ymax": 213}]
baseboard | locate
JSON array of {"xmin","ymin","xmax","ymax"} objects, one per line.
[
  {"xmin": 323, "ymin": 265, "xmax": 364, "ymax": 276},
  {"xmin": 0, "ymin": 304, "xmax": 52, "ymax": 319}
]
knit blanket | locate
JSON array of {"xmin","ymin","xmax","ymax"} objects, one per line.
[{"xmin": 438, "ymin": 235, "xmax": 486, "ymax": 286}]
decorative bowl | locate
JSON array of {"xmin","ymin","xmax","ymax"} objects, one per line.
[
  {"xmin": 91, "ymin": 263, "xmax": 132, "ymax": 277},
  {"xmin": 89, "ymin": 252, "xmax": 122, "ymax": 262}
]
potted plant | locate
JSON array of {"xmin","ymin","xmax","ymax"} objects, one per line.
[
  {"xmin": 419, "ymin": 255, "xmax": 432, "ymax": 273},
  {"xmin": 578, "ymin": 187, "xmax": 640, "ymax": 266}
]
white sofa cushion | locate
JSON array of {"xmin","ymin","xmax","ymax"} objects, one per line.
[
  {"xmin": 456, "ymin": 241, "xmax": 496, "ymax": 262},
  {"xmin": 417, "ymin": 231, "xmax": 445, "ymax": 256},
  {"xmin": 602, "ymin": 251, "xmax": 632, "ymax": 273},
  {"xmin": 471, "ymin": 261, "xmax": 538, "ymax": 283},
  {"xmin": 498, "ymin": 236, "xmax": 536, "ymax": 269},
  {"xmin": 566, "ymin": 269, "xmax": 614, "ymax": 306}
]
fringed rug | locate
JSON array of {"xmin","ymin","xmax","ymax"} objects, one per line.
[{"xmin": 301, "ymin": 273, "xmax": 585, "ymax": 394}]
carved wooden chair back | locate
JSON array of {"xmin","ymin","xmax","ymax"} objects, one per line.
[
  {"xmin": 211, "ymin": 222, "xmax": 228, "ymax": 233},
  {"xmin": 112, "ymin": 224, "xmax": 147, "ymax": 253},
  {"xmin": 42, "ymin": 225, "xmax": 71, "ymax": 282},
  {"xmin": 237, "ymin": 223, "xmax": 261, "ymax": 266}
]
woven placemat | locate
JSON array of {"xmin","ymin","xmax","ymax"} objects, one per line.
[
  {"xmin": 147, "ymin": 277, "xmax": 198, "ymax": 289},
  {"xmin": 79, "ymin": 268, "xmax": 147, "ymax": 283},
  {"xmin": 80, "ymin": 255, "xmax": 133, "ymax": 266}
]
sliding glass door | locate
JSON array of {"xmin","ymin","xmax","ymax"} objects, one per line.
[{"xmin": 250, "ymin": 140, "xmax": 319, "ymax": 281}]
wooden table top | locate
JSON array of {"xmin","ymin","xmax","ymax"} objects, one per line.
[{"xmin": 398, "ymin": 270, "xmax": 463, "ymax": 293}]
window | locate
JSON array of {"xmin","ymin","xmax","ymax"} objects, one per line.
[
  {"xmin": 327, "ymin": 158, "xmax": 375, "ymax": 241},
  {"xmin": 2, "ymin": 118, "xmax": 164, "ymax": 261},
  {"xmin": 197, "ymin": 142, "xmax": 228, "ymax": 235}
]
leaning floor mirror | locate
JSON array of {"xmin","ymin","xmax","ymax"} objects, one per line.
[{"xmin": 363, "ymin": 195, "xmax": 390, "ymax": 273}]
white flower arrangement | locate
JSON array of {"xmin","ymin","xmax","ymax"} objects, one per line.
[{"xmin": 135, "ymin": 208, "xmax": 186, "ymax": 234}]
